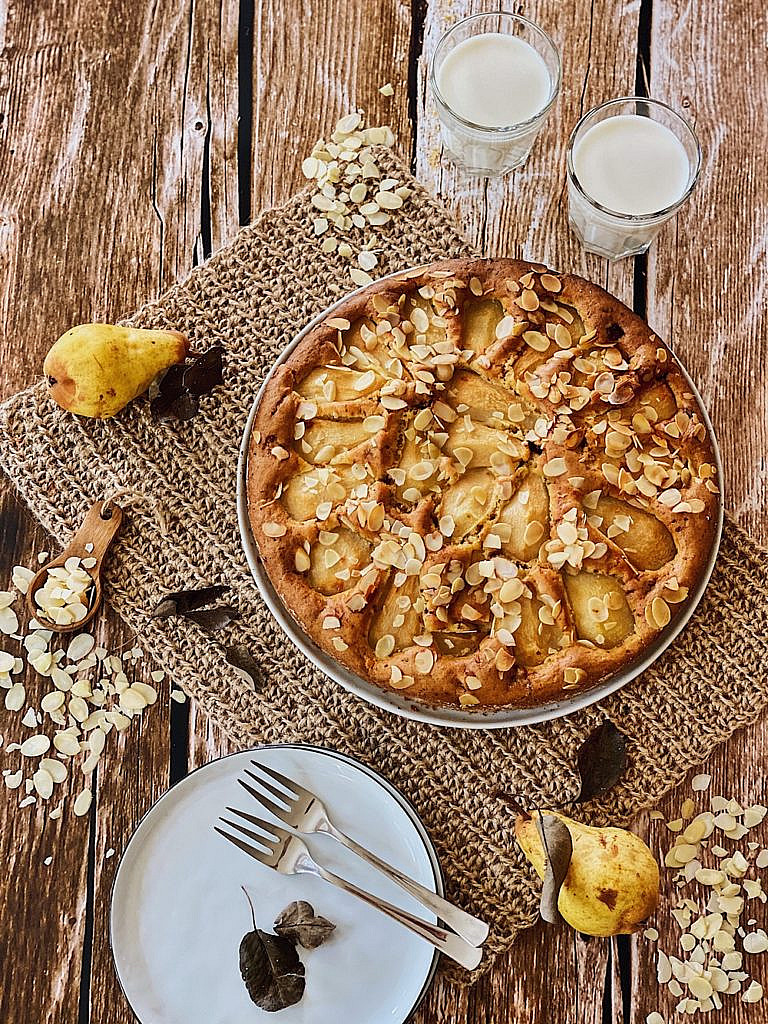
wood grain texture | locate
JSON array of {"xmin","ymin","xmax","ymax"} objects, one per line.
[
  {"xmin": 0, "ymin": 1, "xmax": 237, "ymax": 1022},
  {"xmin": 0, "ymin": 496, "xmax": 88, "ymax": 1024},
  {"xmin": 630, "ymin": 753, "xmax": 768, "ymax": 1024},
  {"xmin": 1, "ymin": 0, "xmax": 768, "ymax": 1022},
  {"xmin": 249, "ymin": 0, "xmax": 413, "ymax": 213},
  {"xmin": 645, "ymin": 0, "xmax": 768, "ymax": 546},
  {"xmin": 627, "ymin": 5, "xmax": 768, "ymax": 1012}
]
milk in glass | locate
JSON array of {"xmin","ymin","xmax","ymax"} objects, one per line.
[
  {"xmin": 431, "ymin": 16, "xmax": 559, "ymax": 176},
  {"xmin": 567, "ymin": 106, "xmax": 699, "ymax": 259}
]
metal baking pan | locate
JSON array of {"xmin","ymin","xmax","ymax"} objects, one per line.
[{"xmin": 236, "ymin": 269, "xmax": 724, "ymax": 729}]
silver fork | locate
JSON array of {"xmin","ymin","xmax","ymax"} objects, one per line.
[
  {"xmin": 239, "ymin": 760, "xmax": 489, "ymax": 948},
  {"xmin": 216, "ymin": 809, "xmax": 482, "ymax": 970}
]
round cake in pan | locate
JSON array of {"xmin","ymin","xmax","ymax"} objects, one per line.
[{"xmin": 247, "ymin": 259, "xmax": 720, "ymax": 710}]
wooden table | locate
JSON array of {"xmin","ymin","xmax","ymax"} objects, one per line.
[{"xmin": 1, "ymin": 2, "xmax": 766, "ymax": 1021}]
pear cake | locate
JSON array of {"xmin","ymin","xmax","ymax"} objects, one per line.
[{"xmin": 247, "ymin": 259, "xmax": 720, "ymax": 710}]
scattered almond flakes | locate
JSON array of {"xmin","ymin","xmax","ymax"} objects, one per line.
[
  {"xmin": 73, "ymin": 789, "xmax": 92, "ymax": 817},
  {"xmin": 301, "ymin": 109, "xmax": 411, "ymax": 286},
  {"xmin": 645, "ymin": 775, "xmax": 768, "ymax": 1015},
  {"xmin": 744, "ymin": 981, "xmax": 764, "ymax": 1003},
  {"xmin": 0, "ymin": 556, "xmax": 176, "ymax": 820}
]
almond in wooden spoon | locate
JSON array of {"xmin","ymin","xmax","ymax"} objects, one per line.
[{"xmin": 26, "ymin": 500, "xmax": 123, "ymax": 633}]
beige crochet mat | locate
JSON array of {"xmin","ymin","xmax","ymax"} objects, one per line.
[{"xmin": 2, "ymin": 153, "xmax": 768, "ymax": 985}]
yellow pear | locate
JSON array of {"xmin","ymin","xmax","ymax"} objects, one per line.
[
  {"xmin": 44, "ymin": 324, "xmax": 189, "ymax": 419},
  {"xmin": 515, "ymin": 809, "xmax": 659, "ymax": 936}
]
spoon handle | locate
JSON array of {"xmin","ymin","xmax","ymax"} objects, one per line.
[{"xmin": 67, "ymin": 500, "xmax": 123, "ymax": 564}]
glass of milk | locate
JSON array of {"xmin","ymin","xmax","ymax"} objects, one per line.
[
  {"xmin": 429, "ymin": 12, "xmax": 561, "ymax": 177},
  {"xmin": 567, "ymin": 97, "xmax": 701, "ymax": 260}
]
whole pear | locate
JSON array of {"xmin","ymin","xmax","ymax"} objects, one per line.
[
  {"xmin": 516, "ymin": 809, "xmax": 659, "ymax": 936},
  {"xmin": 44, "ymin": 324, "xmax": 189, "ymax": 419}
]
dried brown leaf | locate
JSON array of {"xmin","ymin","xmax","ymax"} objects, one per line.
[
  {"xmin": 239, "ymin": 890, "xmax": 305, "ymax": 1011},
  {"xmin": 537, "ymin": 814, "xmax": 573, "ymax": 924},
  {"xmin": 225, "ymin": 645, "xmax": 264, "ymax": 692},
  {"xmin": 274, "ymin": 900, "xmax": 336, "ymax": 949},
  {"xmin": 152, "ymin": 585, "xmax": 229, "ymax": 618},
  {"xmin": 576, "ymin": 720, "xmax": 628, "ymax": 803}
]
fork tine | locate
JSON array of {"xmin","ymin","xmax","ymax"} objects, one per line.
[
  {"xmin": 238, "ymin": 777, "xmax": 293, "ymax": 822},
  {"xmin": 250, "ymin": 760, "xmax": 304, "ymax": 797},
  {"xmin": 244, "ymin": 767, "xmax": 295, "ymax": 805},
  {"xmin": 219, "ymin": 815, "xmax": 275, "ymax": 847},
  {"xmin": 214, "ymin": 826, "xmax": 271, "ymax": 864},
  {"xmin": 226, "ymin": 805, "xmax": 291, "ymax": 839},
  {"xmin": 219, "ymin": 816, "xmax": 283, "ymax": 855},
  {"xmin": 243, "ymin": 768, "xmax": 295, "ymax": 806}
]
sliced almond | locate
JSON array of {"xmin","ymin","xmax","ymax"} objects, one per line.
[{"xmin": 374, "ymin": 635, "xmax": 395, "ymax": 659}]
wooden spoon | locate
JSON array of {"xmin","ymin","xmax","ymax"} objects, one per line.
[{"xmin": 26, "ymin": 500, "xmax": 123, "ymax": 634}]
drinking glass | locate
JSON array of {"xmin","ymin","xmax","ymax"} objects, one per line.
[
  {"xmin": 566, "ymin": 97, "xmax": 702, "ymax": 260},
  {"xmin": 429, "ymin": 12, "xmax": 561, "ymax": 177}
]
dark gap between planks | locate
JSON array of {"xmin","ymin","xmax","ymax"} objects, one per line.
[
  {"xmin": 407, "ymin": 0, "xmax": 428, "ymax": 172},
  {"xmin": 199, "ymin": 78, "xmax": 213, "ymax": 260},
  {"xmin": 607, "ymin": 2, "xmax": 654, "ymax": 1020},
  {"xmin": 238, "ymin": 0, "xmax": 255, "ymax": 226},
  {"xmin": 601, "ymin": 946, "xmax": 614, "ymax": 1023},
  {"xmin": 632, "ymin": 0, "xmax": 653, "ymax": 321}
]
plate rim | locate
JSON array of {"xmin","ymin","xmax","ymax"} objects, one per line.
[
  {"xmin": 236, "ymin": 265, "xmax": 724, "ymax": 729},
  {"xmin": 109, "ymin": 742, "xmax": 443, "ymax": 1024}
]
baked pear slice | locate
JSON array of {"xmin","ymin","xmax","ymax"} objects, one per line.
[
  {"xmin": 563, "ymin": 571, "xmax": 635, "ymax": 649},
  {"xmin": 592, "ymin": 495, "xmax": 676, "ymax": 571}
]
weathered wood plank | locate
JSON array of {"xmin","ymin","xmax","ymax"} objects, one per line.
[
  {"xmin": 249, "ymin": 0, "xmax": 413, "ymax": 215},
  {"xmin": 0, "ymin": 2, "xmax": 237, "ymax": 1023},
  {"xmin": 630, "ymin": 742, "xmax": 768, "ymax": 1024},
  {"xmin": 87, "ymin": 630, "xmax": 175, "ymax": 1024},
  {"xmin": 191, "ymin": 0, "xmax": 241, "ymax": 254},
  {"xmin": 645, "ymin": 0, "xmax": 768, "ymax": 548},
  {"xmin": 627, "ymin": 4, "xmax": 768, "ymax": 1012},
  {"xmin": 0, "ymin": 492, "xmax": 87, "ymax": 1024}
]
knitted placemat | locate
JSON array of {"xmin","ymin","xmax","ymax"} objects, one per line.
[{"xmin": 2, "ymin": 152, "xmax": 768, "ymax": 986}]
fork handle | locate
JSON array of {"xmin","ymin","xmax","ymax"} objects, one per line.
[
  {"xmin": 323, "ymin": 823, "xmax": 489, "ymax": 948},
  {"xmin": 303, "ymin": 860, "xmax": 482, "ymax": 970}
]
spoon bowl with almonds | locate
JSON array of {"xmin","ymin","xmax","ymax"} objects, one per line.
[{"xmin": 26, "ymin": 501, "xmax": 123, "ymax": 634}]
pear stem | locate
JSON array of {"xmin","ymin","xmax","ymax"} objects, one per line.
[{"xmin": 493, "ymin": 791, "xmax": 531, "ymax": 818}]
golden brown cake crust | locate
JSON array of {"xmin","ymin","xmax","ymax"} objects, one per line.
[{"xmin": 247, "ymin": 259, "xmax": 720, "ymax": 710}]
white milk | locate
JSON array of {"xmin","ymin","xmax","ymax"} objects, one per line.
[
  {"xmin": 568, "ymin": 113, "xmax": 692, "ymax": 259},
  {"xmin": 571, "ymin": 114, "xmax": 690, "ymax": 215},
  {"xmin": 437, "ymin": 33, "xmax": 551, "ymax": 128},
  {"xmin": 434, "ymin": 33, "xmax": 553, "ymax": 175}
]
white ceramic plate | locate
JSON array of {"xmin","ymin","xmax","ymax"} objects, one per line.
[
  {"xmin": 237, "ymin": 270, "xmax": 724, "ymax": 728},
  {"xmin": 111, "ymin": 745, "xmax": 441, "ymax": 1024}
]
